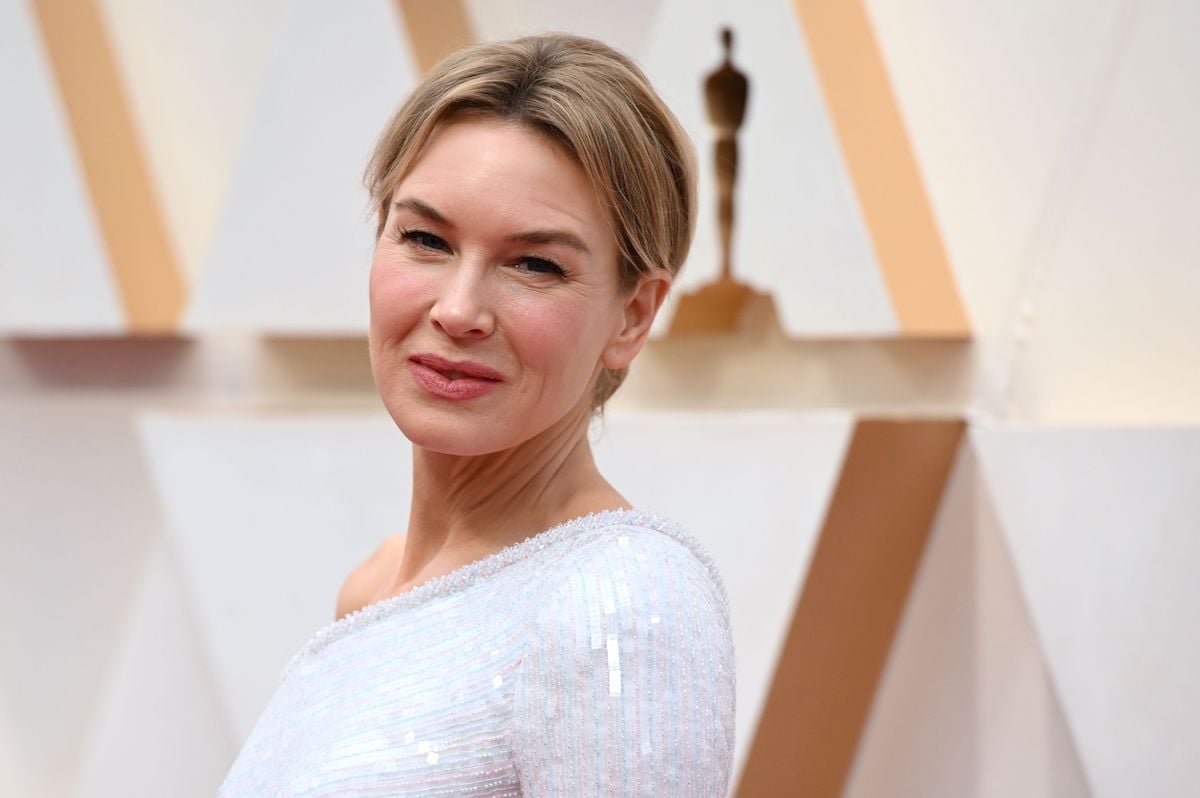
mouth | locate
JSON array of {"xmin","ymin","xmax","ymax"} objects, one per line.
[
  {"xmin": 409, "ymin": 354, "xmax": 505, "ymax": 382},
  {"xmin": 407, "ymin": 354, "xmax": 505, "ymax": 401}
]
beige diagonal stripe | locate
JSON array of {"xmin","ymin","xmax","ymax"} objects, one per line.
[
  {"xmin": 394, "ymin": 0, "xmax": 475, "ymax": 76},
  {"xmin": 792, "ymin": 1, "xmax": 970, "ymax": 338},
  {"xmin": 32, "ymin": 0, "xmax": 186, "ymax": 334},
  {"xmin": 736, "ymin": 418, "xmax": 965, "ymax": 797}
]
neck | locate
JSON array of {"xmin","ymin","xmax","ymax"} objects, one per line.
[{"xmin": 398, "ymin": 400, "xmax": 627, "ymax": 587}]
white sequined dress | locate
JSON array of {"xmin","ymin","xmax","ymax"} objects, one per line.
[{"xmin": 220, "ymin": 509, "xmax": 736, "ymax": 797}]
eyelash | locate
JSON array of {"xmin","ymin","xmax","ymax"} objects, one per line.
[
  {"xmin": 392, "ymin": 226, "xmax": 447, "ymax": 252},
  {"xmin": 391, "ymin": 226, "xmax": 569, "ymax": 278}
]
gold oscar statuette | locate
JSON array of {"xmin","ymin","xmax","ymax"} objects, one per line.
[{"xmin": 670, "ymin": 27, "xmax": 776, "ymax": 335}]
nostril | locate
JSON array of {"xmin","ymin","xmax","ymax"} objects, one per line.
[
  {"xmin": 429, "ymin": 300, "xmax": 494, "ymax": 339},
  {"xmin": 430, "ymin": 315, "xmax": 490, "ymax": 339}
]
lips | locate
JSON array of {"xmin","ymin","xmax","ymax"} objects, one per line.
[
  {"xmin": 409, "ymin": 354, "xmax": 505, "ymax": 382},
  {"xmin": 407, "ymin": 353, "xmax": 504, "ymax": 401}
]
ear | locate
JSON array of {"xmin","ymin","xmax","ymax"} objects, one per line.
[{"xmin": 601, "ymin": 272, "xmax": 672, "ymax": 370}]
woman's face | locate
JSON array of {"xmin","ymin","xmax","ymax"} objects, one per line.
[{"xmin": 369, "ymin": 118, "xmax": 652, "ymax": 455}]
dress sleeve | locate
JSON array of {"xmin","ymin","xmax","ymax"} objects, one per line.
[{"xmin": 510, "ymin": 531, "xmax": 736, "ymax": 797}]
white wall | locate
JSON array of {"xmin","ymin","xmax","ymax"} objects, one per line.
[{"xmin": 2, "ymin": 1, "xmax": 1198, "ymax": 796}]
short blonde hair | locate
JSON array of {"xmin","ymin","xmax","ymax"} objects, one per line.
[{"xmin": 365, "ymin": 33, "xmax": 697, "ymax": 409}]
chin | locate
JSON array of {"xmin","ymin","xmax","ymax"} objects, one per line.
[
  {"xmin": 394, "ymin": 411, "xmax": 516, "ymax": 457},
  {"xmin": 408, "ymin": 433, "xmax": 505, "ymax": 457}
]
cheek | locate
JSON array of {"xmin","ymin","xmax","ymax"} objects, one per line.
[
  {"xmin": 369, "ymin": 256, "xmax": 431, "ymax": 336},
  {"xmin": 505, "ymin": 293, "xmax": 615, "ymax": 382}
]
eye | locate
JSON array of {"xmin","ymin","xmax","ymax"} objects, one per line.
[
  {"xmin": 393, "ymin": 227, "xmax": 449, "ymax": 252},
  {"xmin": 513, "ymin": 256, "xmax": 568, "ymax": 277}
]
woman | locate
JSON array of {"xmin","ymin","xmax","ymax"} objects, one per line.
[{"xmin": 221, "ymin": 33, "xmax": 735, "ymax": 796}]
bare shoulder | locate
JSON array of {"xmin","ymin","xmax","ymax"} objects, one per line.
[{"xmin": 335, "ymin": 533, "xmax": 406, "ymax": 620}]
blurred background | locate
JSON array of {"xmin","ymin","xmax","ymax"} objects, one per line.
[{"xmin": 2, "ymin": 0, "xmax": 1198, "ymax": 796}]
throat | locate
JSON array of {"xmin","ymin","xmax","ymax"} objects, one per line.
[{"xmin": 402, "ymin": 419, "xmax": 624, "ymax": 581}]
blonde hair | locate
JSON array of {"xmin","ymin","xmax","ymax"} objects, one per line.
[{"xmin": 365, "ymin": 33, "xmax": 697, "ymax": 409}]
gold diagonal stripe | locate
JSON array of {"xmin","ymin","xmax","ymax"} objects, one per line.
[
  {"xmin": 736, "ymin": 418, "xmax": 965, "ymax": 797},
  {"xmin": 394, "ymin": 0, "xmax": 475, "ymax": 76},
  {"xmin": 32, "ymin": 0, "xmax": 185, "ymax": 334},
  {"xmin": 792, "ymin": 0, "xmax": 970, "ymax": 337}
]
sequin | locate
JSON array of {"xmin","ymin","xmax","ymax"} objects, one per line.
[
  {"xmin": 606, "ymin": 634, "xmax": 622, "ymax": 697},
  {"xmin": 219, "ymin": 509, "xmax": 735, "ymax": 797}
]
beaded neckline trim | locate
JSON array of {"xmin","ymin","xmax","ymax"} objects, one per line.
[{"xmin": 283, "ymin": 508, "xmax": 728, "ymax": 676}]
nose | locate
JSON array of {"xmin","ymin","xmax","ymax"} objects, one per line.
[{"xmin": 429, "ymin": 262, "xmax": 495, "ymax": 339}]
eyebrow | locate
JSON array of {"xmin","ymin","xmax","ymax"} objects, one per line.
[
  {"xmin": 505, "ymin": 229, "xmax": 590, "ymax": 254},
  {"xmin": 392, "ymin": 198, "xmax": 453, "ymax": 228},
  {"xmin": 393, "ymin": 198, "xmax": 590, "ymax": 254}
]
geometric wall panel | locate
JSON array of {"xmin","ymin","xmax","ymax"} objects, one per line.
[
  {"xmin": 974, "ymin": 427, "xmax": 1200, "ymax": 798},
  {"xmin": 30, "ymin": 0, "xmax": 186, "ymax": 333},
  {"xmin": 463, "ymin": 0, "xmax": 657, "ymax": 59},
  {"xmin": 0, "ymin": 398, "xmax": 165, "ymax": 798},
  {"xmin": 0, "ymin": 0, "xmax": 123, "ymax": 333},
  {"xmin": 0, "ymin": 714, "xmax": 26, "ymax": 798},
  {"xmin": 863, "ymin": 0, "xmax": 1132, "ymax": 341},
  {"xmin": 73, "ymin": 540, "xmax": 233, "ymax": 798},
  {"xmin": 735, "ymin": 418, "xmax": 964, "ymax": 797},
  {"xmin": 186, "ymin": 0, "xmax": 417, "ymax": 332},
  {"xmin": 789, "ymin": 0, "xmax": 966, "ymax": 336},
  {"xmin": 999, "ymin": 1, "xmax": 1200, "ymax": 423},
  {"xmin": 139, "ymin": 409, "xmax": 857, "ymax": 776},
  {"xmin": 846, "ymin": 442, "xmax": 1091, "ymax": 798},
  {"xmin": 396, "ymin": 0, "xmax": 475, "ymax": 74},
  {"xmin": 97, "ymin": 0, "xmax": 291, "ymax": 284},
  {"xmin": 137, "ymin": 413, "xmax": 414, "ymax": 741},
  {"xmin": 864, "ymin": 0, "xmax": 1200, "ymax": 420}
]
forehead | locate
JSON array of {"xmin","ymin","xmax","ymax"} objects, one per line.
[{"xmin": 392, "ymin": 118, "xmax": 611, "ymax": 242}]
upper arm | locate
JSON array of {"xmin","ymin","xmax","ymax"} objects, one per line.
[
  {"xmin": 510, "ymin": 533, "xmax": 735, "ymax": 797},
  {"xmin": 335, "ymin": 534, "xmax": 404, "ymax": 620}
]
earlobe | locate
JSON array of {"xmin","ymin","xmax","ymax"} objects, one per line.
[{"xmin": 601, "ymin": 273, "xmax": 672, "ymax": 370}]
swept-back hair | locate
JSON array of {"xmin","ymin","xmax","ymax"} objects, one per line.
[{"xmin": 365, "ymin": 33, "xmax": 697, "ymax": 408}]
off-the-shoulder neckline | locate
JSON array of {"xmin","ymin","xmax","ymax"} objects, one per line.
[{"xmin": 284, "ymin": 508, "xmax": 724, "ymax": 674}]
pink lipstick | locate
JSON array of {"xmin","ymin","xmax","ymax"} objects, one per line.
[{"xmin": 408, "ymin": 354, "xmax": 504, "ymax": 400}]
